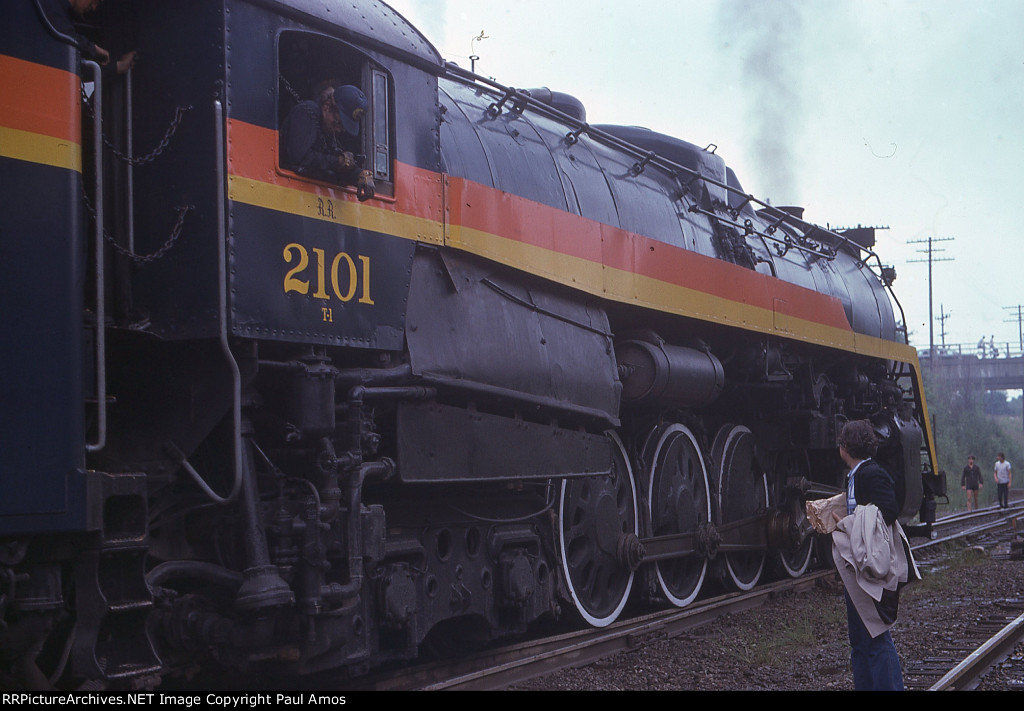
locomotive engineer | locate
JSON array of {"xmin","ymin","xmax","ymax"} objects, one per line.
[
  {"xmin": 281, "ymin": 83, "xmax": 372, "ymax": 190},
  {"xmin": 833, "ymin": 420, "xmax": 918, "ymax": 691}
]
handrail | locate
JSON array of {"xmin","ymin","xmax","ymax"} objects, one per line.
[
  {"xmin": 31, "ymin": 0, "xmax": 78, "ymax": 48},
  {"xmin": 442, "ymin": 64, "xmax": 848, "ymax": 246},
  {"xmin": 214, "ymin": 97, "xmax": 244, "ymax": 504},
  {"xmin": 126, "ymin": 68, "xmax": 135, "ymax": 252},
  {"xmin": 918, "ymin": 342, "xmax": 1024, "ymax": 360},
  {"xmin": 167, "ymin": 98, "xmax": 244, "ymax": 505},
  {"xmin": 83, "ymin": 60, "xmax": 106, "ymax": 454},
  {"xmin": 441, "ymin": 62, "xmax": 910, "ymax": 342}
]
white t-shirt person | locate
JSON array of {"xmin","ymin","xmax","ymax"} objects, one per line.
[
  {"xmin": 994, "ymin": 457, "xmax": 1012, "ymax": 484},
  {"xmin": 994, "ymin": 454, "xmax": 1013, "ymax": 509}
]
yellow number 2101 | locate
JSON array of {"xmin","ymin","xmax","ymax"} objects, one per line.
[{"xmin": 283, "ymin": 243, "xmax": 374, "ymax": 305}]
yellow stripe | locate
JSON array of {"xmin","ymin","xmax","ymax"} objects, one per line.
[
  {"xmin": 448, "ymin": 220, "xmax": 917, "ymax": 363},
  {"xmin": 229, "ymin": 173, "xmax": 919, "ymax": 365},
  {"xmin": 0, "ymin": 125, "xmax": 81, "ymax": 172},
  {"xmin": 227, "ymin": 175, "xmax": 444, "ymax": 244}
]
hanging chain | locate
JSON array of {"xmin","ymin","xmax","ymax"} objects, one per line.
[
  {"xmin": 108, "ymin": 204, "xmax": 192, "ymax": 264},
  {"xmin": 82, "ymin": 190, "xmax": 193, "ymax": 264},
  {"xmin": 77, "ymin": 82, "xmax": 193, "ymax": 262},
  {"xmin": 109, "ymin": 104, "xmax": 192, "ymax": 166},
  {"xmin": 279, "ymin": 73, "xmax": 302, "ymax": 104},
  {"xmin": 80, "ymin": 83, "xmax": 192, "ymax": 166}
]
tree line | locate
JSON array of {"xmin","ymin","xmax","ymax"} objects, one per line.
[{"xmin": 923, "ymin": 375, "xmax": 1022, "ymax": 510}]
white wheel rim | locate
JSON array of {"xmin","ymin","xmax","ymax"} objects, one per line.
[
  {"xmin": 558, "ymin": 431, "xmax": 637, "ymax": 627},
  {"xmin": 717, "ymin": 426, "xmax": 767, "ymax": 591},
  {"xmin": 648, "ymin": 424, "xmax": 710, "ymax": 607}
]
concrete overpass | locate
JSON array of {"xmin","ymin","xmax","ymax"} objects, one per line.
[{"xmin": 920, "ymin": 349, "xmax": 1024, "ymax": 391}]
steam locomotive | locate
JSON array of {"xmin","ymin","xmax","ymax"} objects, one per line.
[{"xmin": 0, "ymin": 0, "xmax": 940, "ymax": 688}]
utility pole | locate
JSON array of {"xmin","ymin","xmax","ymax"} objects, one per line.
[
  {"xmin": 1002, "ymin": 304, "xmax": 1024, "ymax": 438},
  {"xmin": 936, "ymin": 305, "xmax": 951, "ymax": 350},
  {"xmin": 1003, "ymin": 304, "xmax": 1024, "ymax": 355},
  {"xmin": 908, "ymin": 237, "xmax": 955, "ymax": 370}
]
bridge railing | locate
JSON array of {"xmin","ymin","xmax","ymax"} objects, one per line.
[{"xmin": 916, "ymin": 342, "xmax": 1024, "ymax": 361}]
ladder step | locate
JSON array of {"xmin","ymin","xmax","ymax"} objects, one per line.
[{"xmin": 72, "ymin": 470, "xmax": 161, "ymax": 681}]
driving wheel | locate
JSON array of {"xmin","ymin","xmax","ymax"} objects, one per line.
[
  {"xmin": 559, "ymin": 432, "xmax": 638, "ymax": 627},
  {"xmin": 644, "ymin": 423, "xmax": 711, "ymax": 607}
]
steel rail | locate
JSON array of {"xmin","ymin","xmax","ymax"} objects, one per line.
[
  {"xmin": 928, "ymin": 611, "xmax": 1024, "ymax": 690},
  {"xmin": 370, "ymin": 511, "xmax": 1020, "ymax": 691},
  {"xmin": 371, "ymin": 571, "xmax": 830, "ymax": 691},
  {"xmin": 917, "ymin": 503, "xmax": 1024, "ymax": 552}
]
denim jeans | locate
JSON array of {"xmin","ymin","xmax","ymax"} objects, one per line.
[
  {"xmin": 998, "ymin": 483, "xmax": 1009, "ymax": 508},
  {"xmin": 846, "ymin": 591, "xmax": 904, "ymax": 690}
]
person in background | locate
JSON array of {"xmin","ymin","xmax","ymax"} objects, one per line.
[
  {"xmin": 993, "ymin": 452, "xmax": 1012, "ymax": 509},
  {"xmin": 961, "ymin": 455, "xmax": 983, "ymax": 511}
]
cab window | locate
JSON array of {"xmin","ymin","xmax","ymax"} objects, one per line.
[{"xmin": 278, "ymin": 30, "xmax": 393, "ymax": 196}]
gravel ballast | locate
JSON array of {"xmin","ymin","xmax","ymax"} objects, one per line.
[{"xmin": 512, "ymin": 543, "xmax": 1024, "ymax": 691}]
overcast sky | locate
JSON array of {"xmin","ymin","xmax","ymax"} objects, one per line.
[{"xmin": 386, "ymin": 0, "xmax": 1024, "ymax": 354}]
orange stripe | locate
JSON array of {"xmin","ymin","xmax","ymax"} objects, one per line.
[
  {"xmin": 227, "ymin": 118, "xmax": 854, "ymax": 334},
  {"xmin": 446, "ymin": 176, "xmax": 852, "ymax": 331},
  {"xmin": 226, "ymin": 119, "xmax": 444, "ymax": 223},
  {"xmin": 0, "ymin": 55, "xmax": 80, "ymax": 144}
]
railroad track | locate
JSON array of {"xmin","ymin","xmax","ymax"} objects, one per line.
[
  {"xmin": 906, "ymin": 505, "xmax": 1024, "ymax": 691},
  {"xmin": 366, "ymin": 503, "xmax": 1024, "ymax": 691},
  {"xmin": 369, "ymin": 571, "xmax": 831, "ymax": 690},
  {"xmin": 923, "ymin": 600, "xmax": 1024, "ymax": 690},
  {"xmin": 925, "ymin": 501, "xmax": 1024, "ymax": 544}
]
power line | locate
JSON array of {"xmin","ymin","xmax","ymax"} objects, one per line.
[
  {"xmin": 1003, "ymin": 304, "xmax": 1024, "ymax": 353},
  {"xmin": 907, "ymin": 237, "xmax": 955, "ymax": 366},
  {"xmin": 937, "ymin": 304, "xmax": 951, "ymax": 349}
]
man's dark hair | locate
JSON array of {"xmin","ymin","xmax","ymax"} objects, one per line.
[
  {"xmin": 312, "ymin": 79, "xmax": 340, "ymax": 106},
  {"xmin": 838, "ymin": 420, "xmax": 878, "ymax": 460}
]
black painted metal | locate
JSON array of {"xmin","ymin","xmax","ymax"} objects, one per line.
[
  {"xmin": 229, "ymin": 203, "xmax": 416, "ymax": 348},
  {"xmin": 396, "ymin": 401, "xmax": 612, "ymax": 482},
  {"xmin": 0, "ymin": 3, "xmax": 87, "ymax": 534},
  {"xmin": 246, "ymin": 0, "xmax": 442, "ymax": 70},
  {"xmin": 406, "ymin": 248, "xmax": 621, "ymax": 425},
  {"xmin": 616, "ymin": 338, "xmax": 724, "ymax": 408}
]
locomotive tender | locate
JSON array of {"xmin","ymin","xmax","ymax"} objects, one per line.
[{"xmin": 1, "ymin": 0, "xmax": 939, "ymax": 687}]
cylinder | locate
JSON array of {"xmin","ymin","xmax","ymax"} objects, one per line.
[{"xmin": 615, "ymin": 340, "xmax": 724, "ymax": 408}]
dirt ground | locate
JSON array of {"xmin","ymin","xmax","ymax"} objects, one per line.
[{"xmin": 512, "ymin": 545, "xmax": 1024, "ymax": 691}]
